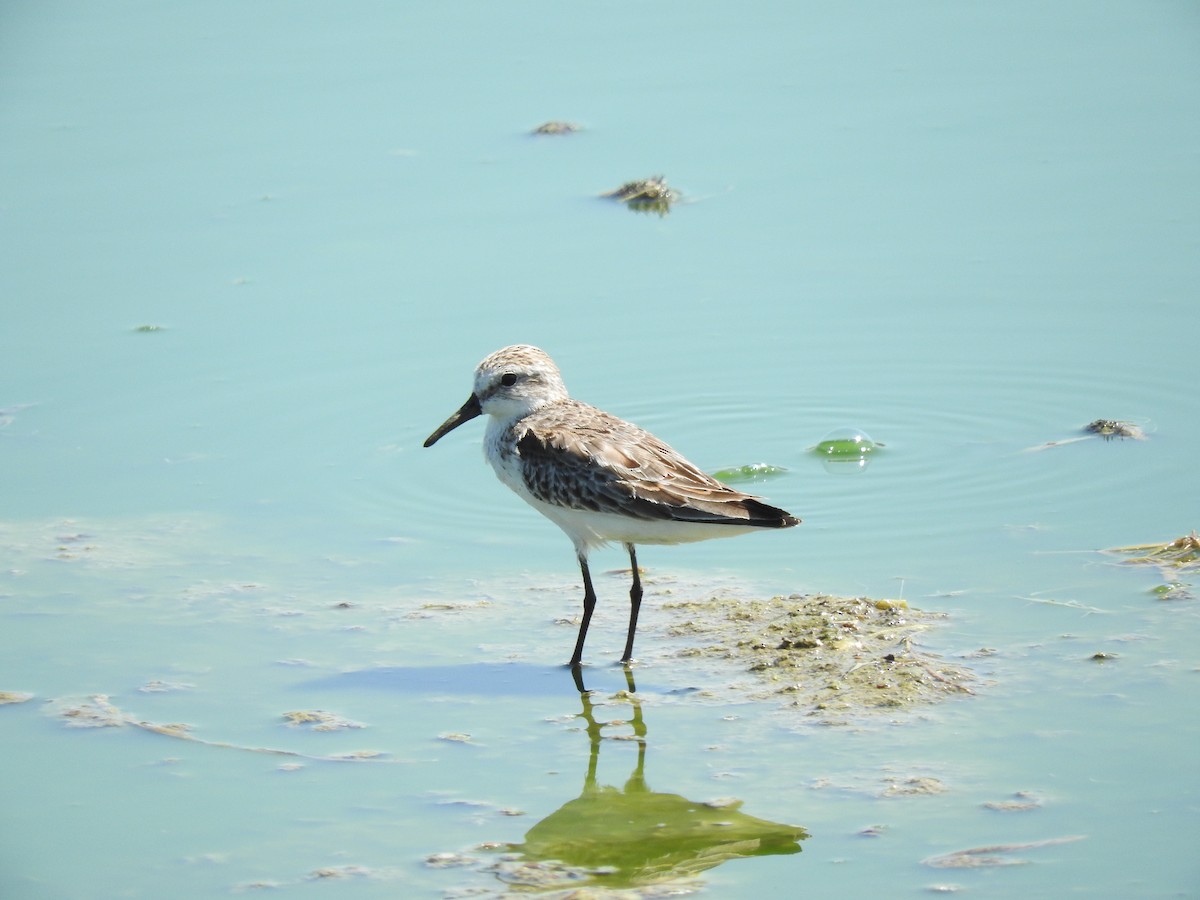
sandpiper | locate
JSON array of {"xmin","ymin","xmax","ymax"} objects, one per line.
[{"xmin": 424, "ymin": 345, "xmax": 799, "ymax": 668}]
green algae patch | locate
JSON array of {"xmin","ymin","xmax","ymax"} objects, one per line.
[
  {"xmin": 661, "ymin": 593, "xmax": 975, "ymax": 718},
  {"xmin": 0, "ymin": 691, "xmax": 34, "ymax": 705}
]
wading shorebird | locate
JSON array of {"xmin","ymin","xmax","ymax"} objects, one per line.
[{"xmin": 424, "ymin": 345, "xmax": 799, "ymax": 668}]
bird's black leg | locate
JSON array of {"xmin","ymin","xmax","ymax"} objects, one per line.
[
  {"xmin": 570, "ymin": 665, "xmax": 588, "ymax": 694},
  {"xmin": 620, "ymin": 543, "xmax": 643, "ymax": 663},
  {"xmin": 569, "ymin": 553, "xmax": 598, "ymax": 669}
]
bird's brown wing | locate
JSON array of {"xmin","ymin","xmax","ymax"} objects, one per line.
[{"xmin": 515, "ymin": 401, "xmax": 798, "ymax": 528}]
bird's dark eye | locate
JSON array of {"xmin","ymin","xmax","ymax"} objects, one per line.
[{"xmin": 500, "ymin": 373, "xmax": 518, "ymax": 387}]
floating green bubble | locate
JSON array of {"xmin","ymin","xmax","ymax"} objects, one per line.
[
  {"xmin": 815, "ymin": 438, "xmax": 877, "ymax": 456},
  {"xmin": 811, "ymin": 428, "xmax": 882, "ymax": 473},
  {"xmin": 812, "ymin": 428, "xmax": 881, "ymax": 457}
]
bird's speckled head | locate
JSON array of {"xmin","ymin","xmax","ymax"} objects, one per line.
[
  {"xmin": 423, "ymin": 345, "xmax": 571, "ymax": 448},
  {"xmin": 473, "ymin": 345, "xmax": 570, "ymax": 419}
]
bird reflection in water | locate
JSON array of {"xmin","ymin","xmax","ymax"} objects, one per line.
[{"xmin": 491, "ymin": 668, "xmax": 808, "ymax": 892}]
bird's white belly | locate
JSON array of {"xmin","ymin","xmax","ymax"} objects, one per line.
[{"xmin": 528, "ymin": 499, "xmax": 760, "ymax": 550}]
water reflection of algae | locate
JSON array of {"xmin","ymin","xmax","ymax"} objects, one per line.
[{"xmin": 492, "ymin": 671, "xmax": 807, "ymax": 893}]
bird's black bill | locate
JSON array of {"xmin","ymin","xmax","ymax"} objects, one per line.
[{"xmin": 423, "ymin": 393, "xmax": 482, "ymax": 447}]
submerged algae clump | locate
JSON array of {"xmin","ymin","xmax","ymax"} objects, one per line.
[
  {"xmin": 1105, "ymin": 531, "xmax": 1200, "ymax": 572},
  {"xmin": 1104, "ymin": 531, "xmax": 1200, "ymax": 587}
]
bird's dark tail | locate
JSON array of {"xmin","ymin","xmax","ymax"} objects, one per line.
[{"xmin": 742, "ymin": 498, "xmax": 801, "ymax": 528}]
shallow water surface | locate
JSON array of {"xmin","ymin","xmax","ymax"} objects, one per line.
[{"xmin": 2, "ymin": 2, "xmax": 1199, "ymax": 898}]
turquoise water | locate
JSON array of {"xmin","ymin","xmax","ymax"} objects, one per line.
[{"xmin": 3, "ymin": 2, "xmax": 1198, "ymax": 897}]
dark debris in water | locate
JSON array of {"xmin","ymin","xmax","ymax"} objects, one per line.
[
  {"xmin": 1084, "ymin": 419, "xmax": 1145, "ymax": 440},
  {"xmin": 983, "ymin": 791, "xmax": 1044, "ymax": 812},
  {"xmin": 425, "ymin": 852, "xmax": 706, "ymax": 898},
  {"xmin": 660, "ymin": 593, "xmax": 976, "ymax": 717},
  {"xmin": 1025, "ymin": 418, "xmax": 1148, "ymax": 451},
  {"xmin": 601, "ymin": 175, "xmax": 680, "ymax": 216},
  {"xmin": 879, "ymin": 775, "xmax": 949, "ymax": 797},
  {"xmin": 138, "ymin": 680, "xmax": 193, "ymax": 693},
  {"xmin": 530, "ymin": 120, "xmax": 581, "ymax": 135},
  {"xmin": 922, "ymin": 834, "xmax": 1085, "ymax": 869},
  {"xmin": 307, "ymin": 865, "xmax": 373, "ymax": 881},
  {"xmin": 809, "ymin": 767, "xmax": 950, "ymax": 799},
  {"xmin": 234, "ymin": 862, "xmax": 413, "ymax": 892}
]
